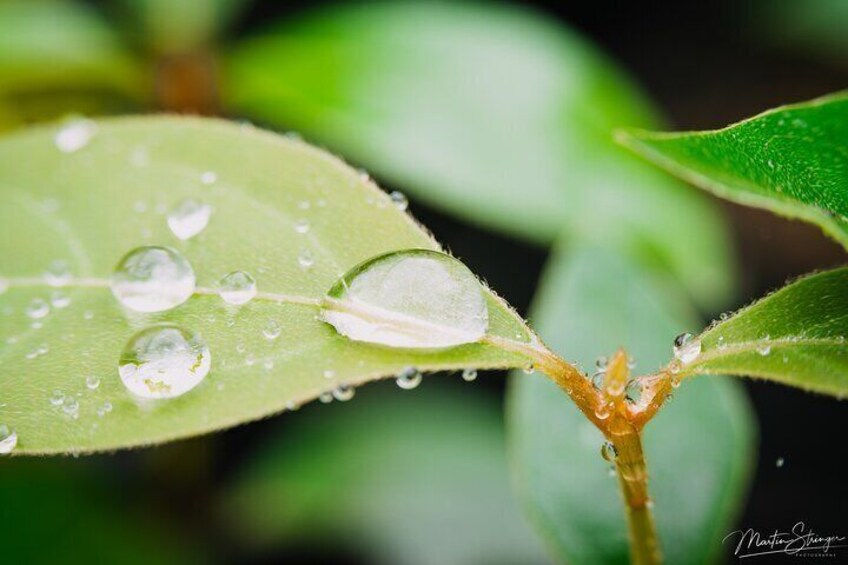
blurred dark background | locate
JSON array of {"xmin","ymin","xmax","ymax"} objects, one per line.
[{"xmin": 3, "ymin": 0, "xmax": 846, "ymax": 563}]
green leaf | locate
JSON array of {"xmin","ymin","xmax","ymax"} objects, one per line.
[
  {"xmin": 507, "ymin": 244, "xmax": 755, "ymax": 564},
  {"xmin": 0, "ymin": 1, "xmax": 142, "ymax": 97},
  {"xmin": 0, "ymin": 117, "xmax": 535, "ymax": 455},
  {"xmin": 224, "ymin": 382, "xmax": 548, "ymax": 564},
  {"xmin": 682, "ymin": 267, "xmax": 848, "ymax": 397},
  {"xmin": 617, "ymin": 92, "xmax": 848, "ymax": 250},
  {"xmin": 223, "ymin": 2, "xmax": 734, "ymax": 309}
]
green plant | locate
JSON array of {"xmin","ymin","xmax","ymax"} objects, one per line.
[{"xmin": 1, "ymin": 2, "xmax": 845, "ymax": 564}]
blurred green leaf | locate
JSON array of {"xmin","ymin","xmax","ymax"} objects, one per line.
[
  {"xmin": 683, "ymin": 267, "xmax": 848, "ymax": 397},
  {"xmin": 114, "ymin": 0, "xmax": 251, "ymax": 53},
  {"xmin": 0, "ymin": 0, "xmax": 142, "ymax": 97},
  {"xmin": 759, "ymin": 0, "xmax": 848, "ymax": 67},
  {"xmin": 618, "ymin": 92, "xmax": 848, "ymax": 250},
  {"xmin": 224, "ymin": 382, "xmax": 548, "ymax": 564},
  {"xmin": 224, "ymin": 2, "xmax": 734, "ymax": 309},
  {"xmin": 507, "ymin": 244, "xmax": 755, "ymax": 564},
  {"xmin": 0, "ymin": 117, "xmax": 535, "ymax": 454},
  {"xmin": 0, "ymin": 459, "xmax": 200, "ymax": 563}
]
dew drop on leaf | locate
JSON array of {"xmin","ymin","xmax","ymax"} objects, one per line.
[
  {"xmin": 0, "ymin": 424, "xmax": 18, "ymax": 455},
  {"xmin": 217, "ymin": 271, "xmax": 257, "ymax": 305},
  {"xmin": 332, "ymin": 384, "xmax": 355, "ymax": 402},
  {"xmin": 85, "ymin": 376, "xmax": 100, "ymax": 390},
  {"xmin": 320, "ymin": 249, "xmax": 489, "ymax": 348},
  {"xmin": 50, "ymin": 291, "xmax": 71, "ymax": 309},
  {"xmin": 26, "ymin": 298, "xmax": 50, "ymax": 319},
  {"xmin": 0, "ymin": 277, "xmax": 8, "ymax": 294},
  {"xmin": 49, "ymin": 390, "xmax": 65, "ymax": 406},
  {"xmin": 44, "ymin": 260, "xmax": 72, "ymax": 287},
  {"xmin": 111, "ymin": 246, "xmax": 195, "ymax": 312},
  {"xmin": 167, "ymin": 199, "xmax": 212, "ymax": 240},
  {"xmin": 672, "ymin": 332, "xmax": 701, "ymax": 364},
  {"xmin": 461, "ymin": 368, "xmax": 478, "ymax": 382},
  {"xmin": 262, "ymin": 320, "xmax": 282, "ymax": 340},
  {"xmin": 97, "ymin": 402, "xmax": 113, "ymax": 417},
  {"xmin": 389, "ymin": 190, "xmax": 408, "ymax": 211},
  {"xmin": 118, "ymin": 324, "xmax": 211, "ymax": 399},
  {"xmin": 297, "ymin": 249, "xmax": 314, "ymax": 270},
  {"xmin": 54, "ymin": 119, "xmax": 96, "ymax": 153},
  {"xmin": 294, "ymin": 219, "xmax": 310, "ymax": 234},
  {"xmin": 201, "ymin": 171, "xmax": 217, "ymax": 185},
  {"xmin": 396, "ymin": 367, "xmax": 422, "ymax": 390}
]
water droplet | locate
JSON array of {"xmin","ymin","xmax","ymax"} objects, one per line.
[
  {"xmin": 323, "ymin": 369, "xmax": 336, "ymax": 380},
  {"xmin": 389, "ymin": 191, "xmax": 408, "ymax": 211},
  {"xmin": 83, "ymin": 310, "xmax": 94, "ymax": 320},
  {"xmin": 625, "ymin": 379, "xmax": 642, "ymax": 404},
  {"xmin": 320, "ymin": 250, "xmax": 488, "ymax": 348},
  {"xmin": 332, "ymin": 384, "xmax": 355, "ymax": 402},
  {"xmin": 111, "ymin": 246, "xmax": 195, "ymax": 312},
  {"xmin": 86, "ymin": 376, "xmax": 100, "ymax": 390},
  {"xmin": 118, "ymin": 324, "xmax": 211, "ymax": 399},
  {"xmin": 298, "ymin": 200, "xmax": 310, "ymax": 210},
  {"xmin": 26, "ymin": 298, "xmax": 50, "ymax": 319},
  {"xmin": 396, "ymin": 367, "xmax": 422, "ymax": 390},
  {"xmin": 62, "ymin": 397, "xmax": 79, "ymax": 419},
  {"xmin": 262, "ymin": 320, "xmax": 282, "ymax": 340},
  {"xmin": 217, "ymin": 271, "xmax": 257, "ymax": 305},
  {"xmin": 201, "ymin": 171, "xmax": 217, "ymax": 185},
  {"xmin": 294, "ymin": 219, "xmax": 310, "ymax": 234},
  {"xmin": 133, "ymin": 200, "xmax": 148, "ymax": 213},
  {"xmin": 49, "ymin": 390, "xmax": 65, "ymax": 406},
  {"xmin": 461, "ymin": 368, "xmax": 478, "ymax": 382},
  {"xmin": 591, "ymin": 371, "xmax": 605, "ymax": 390},
  {"xmin": 600, "ymin": 441, "xmax": 618, "ymax": 462},
  {"xmin": 672, "ymin": 333, "xmax": 701, "ymax": 364},
  {"xmin": 775, "ymin": 457, "xmax": 785, "ymax": 468},
  {"xmin": 50, "ymin": 291, "xmax": 71, "ymax": 309},
  {"xmin": 54, "ymin": 119, "xmax": 96, "ymax": 153},
  {"xmin": 595, "ymin": 356, "xmax": 608, "ymax": 371},
  {"xmin": 263, "ymin": 359, "xmax": 274, "ymax": 370},
  {"xmin": 97, "ymin": 402, "xmax": 113, "ymax": 417},
  {"xmin": 0, "ymin": 277, "xmax": 8, "ymax": 294},
  {"xmin": 319, "ymin": 392, "xmax": 333, "ymax": 404},
  {"xmin": 523, "ymin": 364, "xmax": 535, "ymax": 375},
  {"xmin": 168, "ymin": 199, "xmax": 212, "ymax": 240},
  {"xmin": 44, "ymin": 260, "xmax": 71, "ymax": 287},
  {"xmin": 297, "ymin": 249, "xmax": 314, "ymax": 270},
  {"xmin": 757, "ymin": 343, "xmax": 771, "ymax": 356},
  {"xmin": 0, "ymin": 425, "xmax": 18, "ymax": 454},
  {"xmin": 594, "ymin": 403, "xmax": 611, "ymax": 420}
]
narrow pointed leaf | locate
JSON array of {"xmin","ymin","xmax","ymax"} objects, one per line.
[
  {"xmin": 0, "ymin": 117, "xmax": 535, "ymax": 455},
  {"xmin": 617, "ymin": 92, "xmax": 848, "ymax": 249},
  {"xmin": 507, "ymin": 244, "xmax": 754, "ymax": 564},
  {"xmin": 224, "ymin": 2, "xmax": 734, "ymax": 309},
  {"xmin": 682, "ymin": 267, "xmax": 848, "ymax": 396}
]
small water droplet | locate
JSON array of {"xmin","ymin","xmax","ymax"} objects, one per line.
[
  {"xmin": 263, "ymin": 359, "xmax": 274, "ymax": 370},
  {"xmin": 44, "ymin": 260, "xmax": 72, "ymax": 287},
  {"xmin": 332, "ymin": 384, "xmax": 355, "ymax": 402},
  {"xmin": 62, "ymin": 397, "xmax": 79, "ymax": 419},
  {"xmin": 297, "ymin": 249, "xmax": 314, "ymax": 269},
  {"xmin": 0, "ymin": 277, "xmax": 8, "ymax": 294},
  {"xmin": 97, "ymin": 402, "xmax": 113, "ymax": 417},
  {"xmin": 218, "ymin": 271, "xmax": 257, "ymax": 305},
  {"xmin": 118, "ymin": 324, "xmax": 211, "ymax": 399},
  {"xmin": 54, "ymin": 119, "xmax": 96, "ymax": 153},
  {"xmin": 757, "ymin": 342, "xmax": 772, "ymax": 356},
  {"xmin": 665, "ymin": 392, "xmax": 674, "ymax": 403},
  {"xmin": 595, "ymin": 356, "xmax": 608, "ymax": 371},
  {"xmin": 323, "ymin": 369, "xmax": 336, "ymax": 380},
  {"xmin": 319, "ymin": 392, "xmax": 333, "ymax": 404},
  {"xmin": 389, "ymin": 191, "xmax": 408, "ymax": 211},
  {"xmin": 111, "ymin": 246, "xmax": 195, "ymax": 312},
  {"xmin": 775, "ymin": 457, "xmax": 785, "ymax": 468},
  {"xmin": 594, "ymin": 403, "xmax": 611, "ymax": 420},
  {"xmin": 294, "ymin": 219, "xmax": 310, "ymax": 234},
  {"xmin": 625, "ymin": 379, "xmax": 642, "ymax": 404},
  {"xmin": 461, "ymin": 368, "xmax": 478, "ymax": 382},
  {"xmin": 523, "ymin": 364, "xmax": 535, "ymax": 374},
  {"xmin": 49, "ymin": 390, "xmax": 65, "ymax": 406},
  {"xmin": 320, "ymin": 250, "xmax": 489, "ymax": 348},
  {"xmin": 0, "ymin": 425, "xmax": 18, "ymax": 454},
  {"xmin": 298, "ymin": 200, "xmax": 311, "ymax": 210},
  {"xmin": 201, "ymin": 171, "xmax": 217, "ymax": 185},
  {"xmin": 600, "ymin": 441, "xmax": 618, "ymax": 462},
  {"xmin": 168, "ymin": 199, "xmax": 212, "ymax": 240},
  {"xmin": 262, "ymin": 320, "xmax": 282, "ymax": 340},
  {"xmin": 672, "ymin": 333, "xmax": 701, "ymax": 364},
  {"xmin": 86, "ymin": 376, "xmax": 100, "ymax": 390},
  {"xmin": 133, "ymin": 200, "xmax": 148, "ymax": 213},
  {"xmin": 396, "ymin": 367, "xmax": 422, "ymax": 390},
  {"xmin": 83, "ymin": 310, "xmax": 94, "ymax": 320},
  {"xmin": 591, "ymin": 371, "xmax": 605, "ymax": 390},
  {"xmin": 50, "ymin": 291, "xmax": 71, "ymax": 309},
  {"xmin": 26, "ymin": 298, "xmax": 50, "ymax": 319}
]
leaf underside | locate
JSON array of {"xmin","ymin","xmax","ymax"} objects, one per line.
[{"xmin": 0, "ymin": 117, "xmax": 534, "ymax": 454}]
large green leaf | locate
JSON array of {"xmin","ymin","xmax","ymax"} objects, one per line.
[
  {"xmin": 223, "ymin": 2, "xmax": 734, "ymax": 309},
  {"xmin": 681, "ymin": 267, "xmax": 848, "ymax": 397},
  {"xmin": 617, "ymin": 92, "xmax": 848, "ymax": 250},
  {"xmin": 0, "ymin": 0, "xmax": 141, "ymax": 96},
  {"xmin": 507, "ymin": 244, "xmax": 755, "ymax": 564},
  {"xmin": 0, "ymin": 117, "xmax": 536, "ymax": 455},
  {"xmin": 225, "ymin": 382, "xmax": 548, "ymax": 564}
]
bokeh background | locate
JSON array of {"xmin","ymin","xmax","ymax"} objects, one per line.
[{"xmin": 1, "ymin": 0, "xmax": 845, "ymax": 563}]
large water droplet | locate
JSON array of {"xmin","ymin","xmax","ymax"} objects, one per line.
[
  {"xmin": 54, "ymin": 119, "xmax": 96, "ymax": 153},
  {"xmin": 118, "ymin": 324, "xmax": 211, "ymax": 399},
  {"xmin": 0, "ymin": 425, "xmax": 17, "ymax": 455},
  {"xmin": 396, "ymin": 367, "xmax": 422, "ymax": 390},
  {"xmin": 672, "ymin": 332, "xmax": 701, "ymax": 364},
  {"xmin": 218, "ymin": 271, "xmax": 257, "ymax": 305},
  {"xmin": 168, "ymin": 199, "xmax": 212, "ymax": 240},
  {"xmin": 111, "ymin": 246, "xmax": 195, "ymax": 312},
  {"xmin": 320, "ymin": 250, "xmax": 489, "ymax": 348}
]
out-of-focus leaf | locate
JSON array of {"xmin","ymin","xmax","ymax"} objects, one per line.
[
  {"xmin": 224, "ymin": 382, "xmax": 548, "ymax": 565},
  {"xmin": 682, "ymin": 267, "xmax": 848, "ymax": 397},
  {"xmin": 114, "ymin": 0, "xmax": 251, "ymax": 53},
  {"xmin": 0, "ymin": 459, "xmax": 200, "ymax": 563},
  {"xmin": 224, "ymin": 2, "xmax": 734, "ymax": 309},
  {"xmin": 759, "ymin": 0, "xmax": 848, "ymax": 67},
  {"xmin": 0, "ymin": 0, "xmax": 142, "ymax": 96},
  {"xmin": 0, "ymin": 117, "xmax": 536, "ymax": 454},
  {"xmin": 507, "ymin": 244, "xmax": 755, "ymax": 564},
  {"xmin": 618, "ymin": 92, "xmax": 848, "ymax": 250}
]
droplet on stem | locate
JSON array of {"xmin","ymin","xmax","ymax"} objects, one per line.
[
  {"xmin": 218, "ymin": 271, "xmax": 257, "ymax": 305},
  {"xmin": 672, "ymin": 332, "xmax": 701, "ymax": 364}
]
